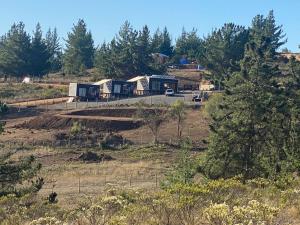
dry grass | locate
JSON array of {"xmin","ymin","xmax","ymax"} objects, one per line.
[{"xmin": 6, "ymin": 144, "xmax": 182, "ymax": 208}]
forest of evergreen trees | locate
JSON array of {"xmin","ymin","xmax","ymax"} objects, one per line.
[{"xmin": 0, "ymin": 10, "xmax": 295, "ymax": 81}]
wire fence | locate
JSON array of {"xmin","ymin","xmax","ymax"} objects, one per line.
[
  {"xmin": 0, "ymin": 134, "xmax": 181, "ymax": 151},
  {"xmin": 7, "ymin": 93, "xmax": 200, "ymax": 113},
  {"xmin": 41, "ymin": 170, "xmax": 165, "ymax": 195}
]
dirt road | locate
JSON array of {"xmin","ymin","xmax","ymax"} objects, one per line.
[{"xmin": 8, "ymin": 97, "xmax": 69, "ymax": 107}]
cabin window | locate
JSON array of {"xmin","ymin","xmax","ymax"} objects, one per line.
[
  {"xmin": 78, "ymin": 88, "xmax": 86, "ymax": 97},
  {"xmin": 151, "ymin": 80, "xmax": 160, "ymax": 91},
  {"xmin": 114, "ymin": 84, "xmax": 121, "ymax": 93},
  {"xmin": 88, "ymin": 87, "xmax": 96, "ymax": 97}
]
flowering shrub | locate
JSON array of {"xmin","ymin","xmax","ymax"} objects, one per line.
[
  {"xmin": 204, "ymin": 200, "xmax": 279, "ymax": 225},
  {"xmin": 29, "ymin": 217, "xmax": 64, "ymax": 225}
]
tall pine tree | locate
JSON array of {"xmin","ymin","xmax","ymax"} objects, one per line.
[
  {"xmin": 30, "ymin": 23, "xmax": 51, "ymax": 77},
  {"xmin": 198, "ymin": 23, "xmax": 249, "ymax": 87},
  {"xmin": 0, "ymin": 22, "xmax": 31, "ymax": 79},
  {"xmin": 45, "ymin": 28, "xmax": 62, "ymax": 73},
  {"xmin": 174, "ymin": 28, "xmax": 202, "ymax": 63},
  {"xmin": 63, "ymin": 19, "xmax": 94, "ymax": 75}
]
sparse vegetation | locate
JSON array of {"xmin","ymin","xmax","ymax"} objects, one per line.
[
  {"xmin": 169, "ymin": 99, "xmax": 187, "ymax": 141},
  {"xmin": 1, "ymin": 7, "xmax": 300, "ymax": 225},
  {"xmin": 135, "ymin": 101, "xmax": 169, "ymax": 144},
  {"xmin": 0, "ymin": 83, "xmax": 67, "ymax": 102}
]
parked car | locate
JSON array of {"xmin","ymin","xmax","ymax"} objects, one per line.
[
  {"xmin": 192, "ymin": 92, "xmax": 201, "ymax": 102},
  {"xmin": 192, "ymin": 91, "xmax": 209, "ymax": 102},
  {"xmin": 165, "ymin": 88, "xmax": 175, "ymax": 96}
]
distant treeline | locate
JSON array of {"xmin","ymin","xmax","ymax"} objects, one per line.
[{"xmin": 0, "ymin": 10, "xmax": 293, "ymax": 81}]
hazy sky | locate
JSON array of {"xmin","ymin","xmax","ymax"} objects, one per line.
[{"xmin": 1, "ymin": 0, "xmax": 299, "ymax": 51}]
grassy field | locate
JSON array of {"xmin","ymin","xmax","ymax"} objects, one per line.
[{"xmin": 0, "ymin": 83, "xmax": 68, "ymax": 103}]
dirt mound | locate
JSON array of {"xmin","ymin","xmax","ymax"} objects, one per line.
[
  {"xmin": 68, "ymin": 108, "xmax": 139, "ymax": 117},
  {"xmin": 67, "ymin": 107, "xmax": 165, "ymax": 118},
  {"xmin": 18, "ymin": 114, "xmax": 142, "ymax": 131},
  {"xmin": 102, "ymin": 133, "xmax": 131, "ymax": 148},
  {"xmin": 77, "ymin": 151, "xmax": 114, "ymax": 163}
]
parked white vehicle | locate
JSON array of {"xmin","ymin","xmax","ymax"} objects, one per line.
[{"xmin": 165, "ymin": 88, "xmax": 175, "ymax": 96}]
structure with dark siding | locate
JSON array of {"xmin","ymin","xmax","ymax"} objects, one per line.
[
  {"xmin": 94, "ymin": 79, "xmax": 134, "ymax": 98},
  {"xmin": 68, "ymin": 83, "xmax": 100, "ymax": 101},
  {"xmin": 128, "ymin": 75, "xmax": 178, "ymax": 95}
]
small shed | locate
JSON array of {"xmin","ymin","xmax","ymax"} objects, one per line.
[
  {"xmin": 69, "ymin": 83, "xmax": 100, "ymax": 101},
  {"xmin": 199, "ymin": 80, "xmax": 215, "ymax": 91},
  {"xmin": 128, "ymin": 75, "xmax": 178, "ymax": 95},
  {"xmin": 94, "ymin": 79, "xmax": 134, "ymax": 98}
]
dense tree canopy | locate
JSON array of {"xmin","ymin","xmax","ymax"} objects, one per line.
[
  {"xmin": 203, "ymin": 19, "xmax": 299, "ymax": 180},
  {"xmin": 63, "ymin": 19, "xmax": 95, "ymax": 75},
  {"xmin": 0, "ymin": 22, "xmax": 61, "ymax": 78},
  {"xmin": 0, "ymin": 22, "xmax": 31, "ymax": 78},
  {"xmin": 46, "ymin": 28, "xmax": 62, "ymax": 73},
  {"xmin": 95, "ymin": 22, "xmax": 169, "ymax": 79},
  {"xmin": 30, "ymin": 23, "xmax": 51, "ymax": 77},
  {"xmin": 174, "ymin": 28, "xmax": 202, "ymax": 63},
  {"xmin": 198, "ymin": 23, "xmax": 249, "ymax": 87}
]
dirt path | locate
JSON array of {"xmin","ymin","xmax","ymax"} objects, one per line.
[
  {"xmin": 8, "ymin": 97, "xmax": 69, "ymax": 107},
  {"xmin": 58, "ymin": 114, "xmax": 138, "ymax": 121}
]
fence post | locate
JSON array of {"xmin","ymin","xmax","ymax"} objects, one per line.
[
  {"xmin": 78, "ymin": 175, "xmax": 81, "ymax": 193},
  {"xmin": 155, "ymin": 174, "xmax": 158, "ymax": 188},
  {"xmin": 129, "ymin": 174, "xmax": 132, "ymax": 187}
]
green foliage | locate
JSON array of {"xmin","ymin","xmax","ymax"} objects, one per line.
[
  {"xmin": 95, "ymin": 22, "xmax": 170, "ymax": 79},
  {"xmin": 163, "ymin": 138, "xmax": 196, "ymax": 186},
  {"xmin": 45, "ymin": 28, "xmax": 62, "ymax": 73},
  {"xmin": 203, "ymin": 92, "xmax": 224, "ymax": 119},
  {"xmin": 70, "ymin": 121, "xmax": 82, "ymax": 135},
  {"xmin": 30, "ymin": 23, "xmax": 51, "ymax": 77},
  {"xmin": 0, "ymin": 22, "xmax": 31, "ymax": 78},
  {"xmin": 0, "ymin": 83, "xmax": 67, "ymax": 101},
  {"xmin": 0, "ymin": 101, "xmax": 8, "ymax": 116},
  {"xmin": 174, "ymin": 28, "xmax": 202, "ymax": 63},
  {"xmin": 0, "ymin": 22, "xmax": 61, "ymax": 78},
  {"xmin": 204, "ymin": 200, "xmax": 279, "ymax": 225},
  {"xmin": 0, "ymin": 154, "xmax": 43, "ymax": 197},
  {"xmin": 135, "ymin": 102, "xmax": 169, "ymax": 144},
  {"xmin": 63, "ymin": 19, "xmax": 95, "ymax": 75},
  {"xmin": 0, "ymin": 101, "xmax": 8, "ymax": 134},
  {"xmin": 169, "ymin": 100, "xmax": 186, "ymax": 140},
  {"xmin": 2, "ymin": 177, "xmax": 300, "ymax": 224},
  {"xmin": 203, "ymin": 18, "xmax": 299, "ymax": 180},
  {"xmin": 198, "ymin": 23, "xmax": 249, "ymax": 86},
  {"xmin": 250, "ymin": 10, "xmax": 286, "ymax": 56}
]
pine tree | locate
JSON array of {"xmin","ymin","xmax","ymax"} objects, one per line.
[
  {"xmin": 198, "ymin": 23, "xmax": 249, "ymax": 87},
  {"xmin": 250, "ymin": 10, "xmax": 286, "ymax": 57},
  {"xmin": 203, "ymin": 40, "xmax": 287, "ymax": 180},
  {"xmin": 0, "ymin": 154, "xmax": 44, "ymax": 197},
  {"xmin": 151, "ymin": 28, "xmax": 163, "ymax": 53},
  {"xmin": 174, "ymin": 28, "xmax": 202, "ymax": 63},
  {"xmin": 159, "ymin": 27, "xmax": 173, "ymax": 57},
  {"xmin": 136, "ymin": 25, "xmax": 152, "ymax": 74},
  {"xmin": 45, "ymin": 28, "xmax": 62, "ymax": 73},
  {"xmin": 30, "ymin": 23, "xmax": 51, "ymax": 77},
  {"xmin": 280, "ymin": 56, "xmax": 300, "ymax": 171},
  {"xmin": 0, "ymin": 22, "xmax": 31, "ymax": 78},
  {"xmin": 63, "ymin": 19, "xmax": 94, "ymax": 74}
]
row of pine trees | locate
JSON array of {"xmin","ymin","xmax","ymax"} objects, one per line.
[
  {"xmin": 0, "ymin": 10, "xmax": 292, "ymax": 81},
  {"xmin": 0, "ymin": 11, "xmax": 296, "ymax": 83},
  {"xmin": 0, "ymin": 19, "xmax": 177, "ymax": 79},
  {"xmin": 202, "ymin": 11, "xmax": 300, "ymax": 180}
]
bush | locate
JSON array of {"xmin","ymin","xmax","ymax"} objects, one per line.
[{"xmin": 204, "ymin": 200, "xmax": 279, "ymax": 225}]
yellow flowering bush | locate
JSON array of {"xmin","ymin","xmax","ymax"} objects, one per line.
[{"xmin": 204, "ymin": 200, "xmax": 279, "ymax": 225}]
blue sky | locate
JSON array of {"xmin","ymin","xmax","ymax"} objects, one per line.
[{"xmin": 1, "ymin": 0, "xmax": 299, "ymax": 51}]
